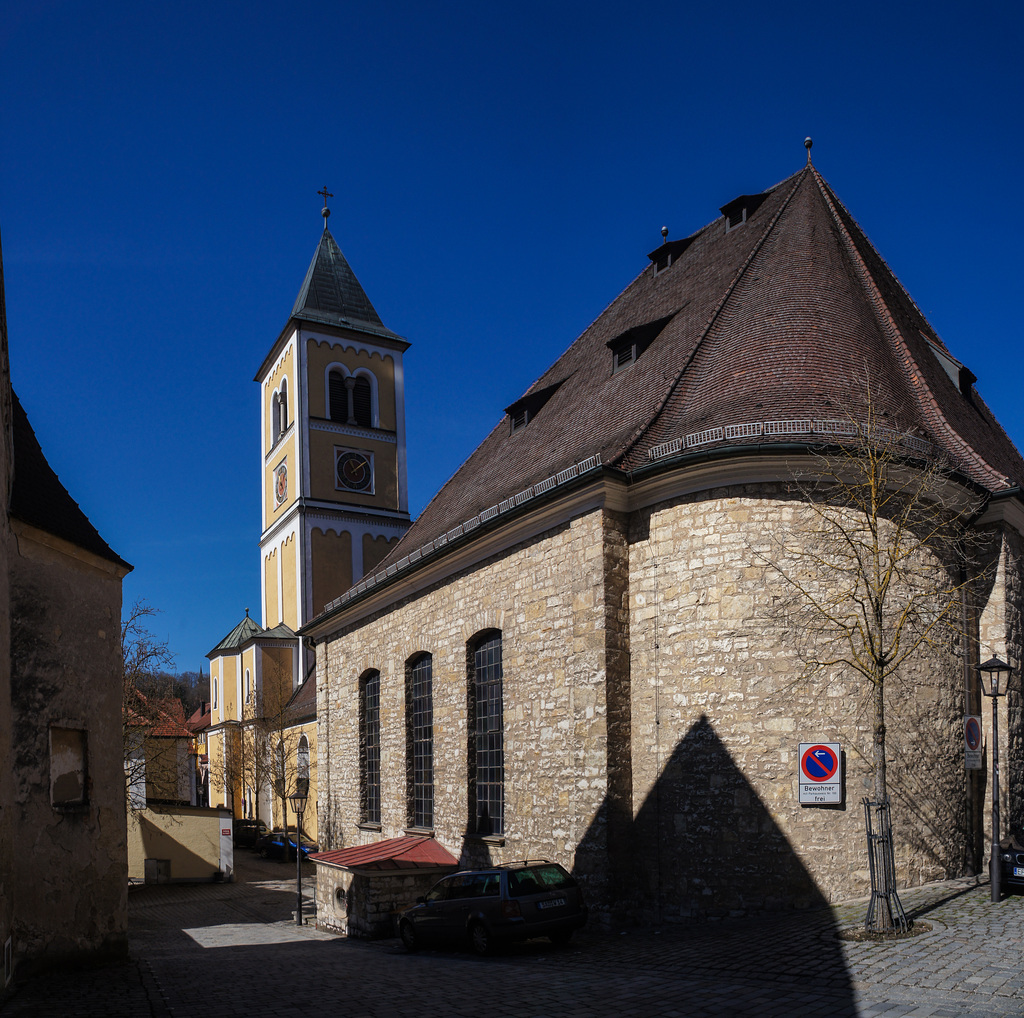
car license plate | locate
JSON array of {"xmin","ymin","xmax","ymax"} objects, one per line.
[
  {"xmin": 537, "ymin": 897, "xmax": 566, "ymax": 910},
  {"xmin": 1013, "ymin": 866, "xmax": 1024, "ymax": 878}
]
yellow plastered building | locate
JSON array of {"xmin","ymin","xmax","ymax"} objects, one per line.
[{"xmin": 205, "ymin": 204, "xmax": 411, "ymax": 843}]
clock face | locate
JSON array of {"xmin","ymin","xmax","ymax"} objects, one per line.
[
  {"xmin": 274, "ymin": 461, "xmax": 288, "ymax": 506},
  {"xmin": 337, "ymin": 451, "xmax": 372, "ymax": 492}
]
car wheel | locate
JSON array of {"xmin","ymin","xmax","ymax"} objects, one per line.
[
  {"xmin": 469, "ymin": 921, "xmax": 492, "ymax": 957},
  {"xmin": 399, "ymin": 920, "xmax": 418, "ymax": 952},
  {"xmin": 549, "ymin": 929, "xmax": 573, "ymax": 947},
  {"xmin": 258, "ymin": 847, "xmax": 269, "ymax": 859}
]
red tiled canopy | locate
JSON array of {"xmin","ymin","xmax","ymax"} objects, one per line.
[{"xmin": 310, "ymin": 836, "xmax": 458, "ymax": 872}]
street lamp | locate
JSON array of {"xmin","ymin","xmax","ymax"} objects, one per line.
[
  {"xmin": 289, "ymin": 777, "xmax": 310, "ymax": 926},
  {"xmin": 978, "ymin": 656, "xmax": 1013, "ymax": 904}
]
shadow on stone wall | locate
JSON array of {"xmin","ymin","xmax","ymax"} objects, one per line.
[{"xmin": 574, "ymin": 714, "xmax": 853, "ymax": 1004}]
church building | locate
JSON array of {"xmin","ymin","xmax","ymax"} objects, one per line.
[
  {"xmin": 302, "ymin": 146, "xmax": 1024, "ymax": 931},
  {"xmin": 206, "ymin": 199, "xmax": 411, "ymax": 837}
]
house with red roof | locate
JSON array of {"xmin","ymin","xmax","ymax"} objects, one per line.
[{"xmin": 302, "ymin": 144, "xmax": 1024, "ymax": 928}]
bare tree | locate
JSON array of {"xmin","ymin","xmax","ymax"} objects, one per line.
[
  {"xmin": 766, "ymin": 395, "xmax": 985, "ymax": 929},
  {"xmin": 122, "ymin": 600, "xmax": 178, "ymax": 811}
]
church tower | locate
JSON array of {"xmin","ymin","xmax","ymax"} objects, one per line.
[{"xmin": 255, "ymin": 196, "xmax": 411, "ymax": 638}]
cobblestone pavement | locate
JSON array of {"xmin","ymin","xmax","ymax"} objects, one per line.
[{"xmin": 5, "ymin": 856, "xmax": 1023, "ymax": 1017}]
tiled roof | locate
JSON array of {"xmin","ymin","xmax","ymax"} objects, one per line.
[
  {"xmin": 186, "ymin": 703, "xmax": 211, "ymax": 732},
  {"xmin": 290, "ymin": 227, "xmax": 401, "ymax": 340},
  {"xmin": 207, "ymin": 612, "xmax": 263, "ymax": 656},
  {"xmin": 373, "ymin": 162, "xmax": 1024, "ymax": 573},
  {"xmin": 10, "ymin": 390, "xmax": 131, "ymax": 569},
  {"xmin": 309, "ymin": 835, "xmax": 458, "ymax": 872},
  {"xmin": 260, "ymin": 622, "xmax": 297, "ymax": 641},
  {"xmin": 282, "ymin": 671, "xmax": 316, "ymax": 726},
  {"xmin": 125, "ymin": 692, "xmax": 192, "ymax": 738}
]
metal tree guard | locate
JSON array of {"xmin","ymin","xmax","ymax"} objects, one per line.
[{"xmin": 863, "ymin": 797, "xmax": 908, "ymax": 933}]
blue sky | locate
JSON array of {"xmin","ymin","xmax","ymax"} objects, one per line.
[{"xmin": 2, "ymin": 1, "xmax": 1021, "ymax": 672}]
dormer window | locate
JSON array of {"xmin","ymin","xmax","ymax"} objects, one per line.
[
  {"xmin": 647, "ymin": 237, "xmax": 694, "ymax": 275},
  {"xmin": 607, "ymin": 311, "xmax": 679, "ymax": 374},
  {"xmin": 922, "ymin": 332, "xmax": 976, "ymax": 397},
  {"xmin": 505, "ymin": 379, "xmax": 565, "ymax": 435},
  {"xmin": 612, "ymin": 337, "xmax": 637, "ymax": 371},
  {"xmin": 720, "ymin": 193, "xmax": 767, "ymax": 232}
]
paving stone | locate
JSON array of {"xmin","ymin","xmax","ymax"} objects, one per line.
[{"xmin": 3, "ymin": 861, "xmax": 1022, "ymax": 1017}]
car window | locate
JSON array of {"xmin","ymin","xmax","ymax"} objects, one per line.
[
  {"xmin": 465, "ymin": 873, "xmax": 500, "ymax": 898},
  {"xmin": 508, "ymin": 865, "xmax": 575, "ymax": 897},
  {"xmin": 425, "ymin": 876, "xmax": 458, "ymax": 902}
]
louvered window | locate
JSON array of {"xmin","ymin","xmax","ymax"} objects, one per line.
[
  {"xmin": 469, "ymin": 632, "xmax": 503, "ymax": 836},
  {"xmin": 360, "ymin": 670, "xmax": 381, "ymax": 824},
  {"xmin": 612, "ymin": 340, "xmax": 637, "ymax": 372},
  {"xmin": 352, "ymin": 376, "xmax": 372, "ymax": 428},
  {"xmin": 328, "ymin": 370, "xmax": 347, "ymax": 422},
  {"xmin": 510, "ymin": 409, "xmax": 529, "ymax": 433},
  {"xmin": 407, "ymin": 654, "xmax": 434, "ymax": 829}
]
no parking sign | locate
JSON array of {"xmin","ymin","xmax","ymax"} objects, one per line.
[
  {"xmin": 798, "ymin": 742, "xmax": 842, "ymax": 805},
  {"xmin": 964, "ymin": 716, "xmax": 982, "ymax": 770}
]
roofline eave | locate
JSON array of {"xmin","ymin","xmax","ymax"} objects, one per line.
[{"xmin": 305, "ymin": 439, "xmax": 990, "ymax": 641}]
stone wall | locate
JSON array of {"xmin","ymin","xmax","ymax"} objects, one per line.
[
  {"xmin": 314, "ymin": 865, "xmax": 446, "ymax": 938},
  {"xmin": 9, "ymin": 526, "xmax": 128, "ymax": 969},
  {"xmin": 315, "ymin": 484, "xmax": 1016, "ymax": 925},
  {"xmin": 318, "ymin": 508, "xmax": 620, "ymax": 915},
  {"xmin": 626, "ymin": 485, "xmax": 980, "ymax": 918}
]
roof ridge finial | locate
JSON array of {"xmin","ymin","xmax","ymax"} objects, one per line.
[
  {"xmin": 317, "ymin": 185, "xmax": 334, "ymax": 229},
  {"xmin": 804, "ymin": 137, "xmax": 813, "ymax": 165},
  {"xmin": 245, "ymin": 607, "xmax": 250, "ymax": 618},
  {"xmin": 661, "ymin": 226, "xmax": 669, "ymax": 244}
]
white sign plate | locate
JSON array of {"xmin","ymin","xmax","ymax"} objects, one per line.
[{"xmin": 798, "ymin": 742, "xmax": 842, "ymax": 805}]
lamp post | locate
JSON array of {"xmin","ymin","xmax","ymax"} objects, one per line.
[
  {"xmin": 978, "ymin": 656, "xmax": 1013, "ymax": 904},
  {"xmin": 289, "ymin": 777, "xmax": 310, "ymax": 926}
]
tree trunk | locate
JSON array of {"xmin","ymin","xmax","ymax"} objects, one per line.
[{"xmin": 873, "ymin": 673, "xmax": 887, "ymax": 803}]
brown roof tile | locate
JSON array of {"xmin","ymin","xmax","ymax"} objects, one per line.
[{"xmin": 321, "ymin": 161, "xmax": 1024, "ymax": 609}]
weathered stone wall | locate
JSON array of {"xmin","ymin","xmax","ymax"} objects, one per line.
[
  {"xmin": 978, "ymin": 524, "xmax": 1024, "ymax": 847},
  {"xmin": 9, "ymin": 528, "xmax": 128, "ymax": 969},
  {"xmin": 315, "ymin": 865, "xmax": 447, "ymax": 938},
  {"xmin": 315, "ymin": 483, "xmax": 1017, "ymax": 925},
  {"xmin": 627, "ymin": 485, "xmax": 974, "ymax": 919},
  {"xmin": 317, "ymin": 508, "xmax": 622, "ymax": 916}
]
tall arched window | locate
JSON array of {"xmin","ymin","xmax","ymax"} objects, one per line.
[
  {"xmin": 406, "ymin": 654, "xmax": 433, "ymax": 829},
  {"xmin": 275, "ymin": 740, "xmax": 286, "ymax": 797},
  {"xmin": 360, "ymin": 670, "xmax": 381, "ymax": 825},
  {"xmin": 328, "ymin": 368, "xmax": 348, "ymax": 423},
  {"xmin": 245, "ymin": 669, "xmax": 252, "ymax": 705},
  {"xmin": 297, "ymin": 734, "xmax": 310, "ymax": 782},
  {"xmin": 468, "ymin": 631, "xmax": 504, "ymax": 836},
  {"xmin": 279, "ymin": 378, "xmax": 288, "ymax": 432},
  {"xmin": 352, "ymin": 375, "xmax": 372, "ymax": 428}
]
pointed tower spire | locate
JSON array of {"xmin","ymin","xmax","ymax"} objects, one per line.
[{"xmin": 290, "ymin": 225, "xmax": 387, "ymax": 331}]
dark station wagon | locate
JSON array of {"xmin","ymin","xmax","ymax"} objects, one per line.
[
  {"xmin": 398, "ymin": 860, "xmax": 587, "ymax": 956},
  {"xmin": 999, "ymin": 831, "xmax": 1024, "ymax": 895}
]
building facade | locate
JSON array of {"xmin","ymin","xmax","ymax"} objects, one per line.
[{"xmin": 304, "ymin": 154, "xmax": 1024, "ymax": 928}]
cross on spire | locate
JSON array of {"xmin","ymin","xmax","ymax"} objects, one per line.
[{"xmin": 318, "ymin": 186, "xmax": 334, "ymax": 225}]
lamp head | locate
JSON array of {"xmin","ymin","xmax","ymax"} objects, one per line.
[{"xmin": 978, "ymin": 656, "xmax": 1013, "ymax": 698}]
